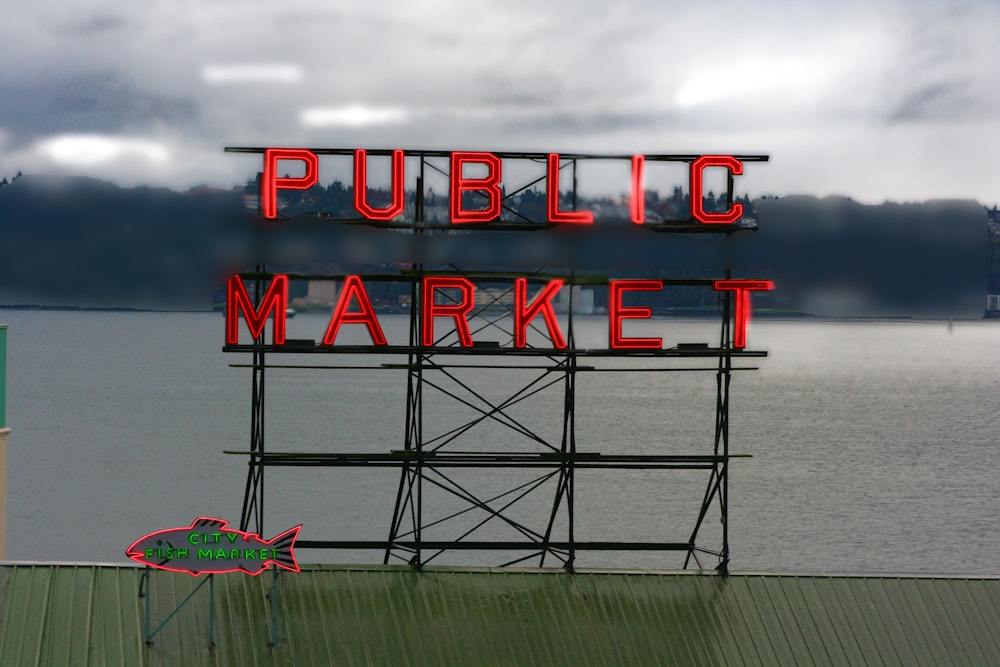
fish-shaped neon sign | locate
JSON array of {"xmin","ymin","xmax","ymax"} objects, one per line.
[{"xmin": 126, "ymin": 517, "xmax": 301, "ymax": 576}]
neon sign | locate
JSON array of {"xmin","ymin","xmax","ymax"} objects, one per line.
[
  {"xmin": 226, "ymin": 275, "xmax": 774, "ymax": 350},
  {"xmin": 228, "ymin": 146, "xmax": 775, "ymax": 351},
  {"xmin": 126, "ymin": 517, "xmax": 301, "ymax": 576},
  {"xmin": 256, "ymin": 148, "xmax": 750, "ymax": 224}
]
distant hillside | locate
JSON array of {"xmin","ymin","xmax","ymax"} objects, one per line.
[
  {"xmin": 0, "ymin": 175, "xmax": 249, "ymax": 309},
  {"xmin": 740, "ymin": 196, "xmax": 986, "ymax": 317},
  {"xmin": 0, "ymin": 177, "xmax": 990, "ymax": 317}
]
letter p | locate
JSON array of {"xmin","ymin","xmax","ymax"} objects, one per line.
[{"xmin": 260, "ymin": 148, "xmax": 319, "ymax": 219}]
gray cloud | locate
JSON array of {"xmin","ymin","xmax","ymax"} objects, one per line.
[
  {"xmin": 887, "ymin": 80, "xmax": 979, "ymax": 123},
  {"xmin": 505, "ymin": 110, "xmax": 668, "ymax": 135},
  {"xmin": 47, "ymin": 13, "xmax": 129, "ymax": 36},
  {"xmin": 476, "ymin": 74, "xmax": 571, "ymax": 109},
  {"xmin": 0, "ymin": 71, "xmax": 198, "ymax": 146},
  {"xmin": 49, "ymin": 71, "xmax": 198, "ymax": 125},
  {"xmin": 0, "ymin": 0, "xmax": 997, "ymax": 202},
  {"xmin": 882, "ymin": 0, "xmax": 998, "ymax": 124}
]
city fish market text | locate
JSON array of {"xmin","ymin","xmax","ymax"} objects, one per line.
[{"xmin": 126, "ymin": 517, "xmax": 301, "ymax": 576}]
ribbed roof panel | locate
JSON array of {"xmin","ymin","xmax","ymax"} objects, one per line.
[{"xmin": 0, "ymin": 564, "xmax": 996, "ymax": 666}]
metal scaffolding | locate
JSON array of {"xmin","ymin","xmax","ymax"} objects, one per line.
[{"xmin": 223, "ymin": 150, "xmax": 768, "ymax": 573}]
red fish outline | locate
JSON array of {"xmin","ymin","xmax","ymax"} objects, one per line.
[{"xmin": 126, "ymin": 517, "xmax": 301, "ymax": 576}]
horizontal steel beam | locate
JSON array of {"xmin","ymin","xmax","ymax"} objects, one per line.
[
  {"xmin": 298, "ymin": 540, "xmax": 694, "ymax": 551},
  {"xmin": 223, "ymin": 344, "xmax": 768, "ymax": 358},
  {"xmin": 225, "ymin": 146, "xmax": 769, "ymax": 162},
  {"xmin": 222, "ymin": 451, "xmax": 747, "ymax": 469}
]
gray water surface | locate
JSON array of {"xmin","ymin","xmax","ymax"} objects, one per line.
[{"xmin": 4, "ymin": 311, "xmax": 998, "ymax": 574}]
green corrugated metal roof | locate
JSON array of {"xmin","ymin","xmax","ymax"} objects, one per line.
[{"xmin": 0, "ymin": 564, "xmax": 996, "ymax": 666}]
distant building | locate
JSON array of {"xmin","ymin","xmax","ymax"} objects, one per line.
[
  {"xmin": 291, "ymin": 281, "xmax": 339, "ymax": 308},
  {"xmin": 556, "ymin": 286, "xmax": 594, "ymax": 315},
  {"xmin": 986, "ymin": 294, "xmax": 1000, "ymax": 318},
  {"xmin": 475, "ymin": 288, "xmax": 515, "ymax": 308}
]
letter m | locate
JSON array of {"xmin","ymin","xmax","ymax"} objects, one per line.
[{"xmin": 225, "ymin": 274, "xmax": 288, "ymax": 345}]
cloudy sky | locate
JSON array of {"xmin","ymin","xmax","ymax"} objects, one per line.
[{"xmin": 2, "ymin": 0, "xmax": 997, "ymax": 204}]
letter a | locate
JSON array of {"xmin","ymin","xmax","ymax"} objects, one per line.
[{"xmin": 322, "ymin": 275, "xmax": 387, "ymax": 345}]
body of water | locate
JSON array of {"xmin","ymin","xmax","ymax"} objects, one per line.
[{"xmin": 3, "ymin": 310, "xmax": 998, "ymax": 575}]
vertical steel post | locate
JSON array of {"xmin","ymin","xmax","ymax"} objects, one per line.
[
  {"xmin": 683, "ymin": 274, "xmax": 734, "ymax": 572},
  {"xmin": 270, "ymin": 568, "xmax": 278, "ymax": 647},
  {"xmin": 726, "ymin": 170, "xmax": 735, "ymax": 212},
  {"xmin": 571, "ymin": 159, "xmax": 578, "ymax": 213},
  {"xmin": 387, "ymin": 160, "xmax": 426, "ymax": 568},
  {"xmin": 208, "ymin": 574, "xmax": 216, "ymax": 650},
  {"xmin": 142, "ymin": 569, "xmax": 152, "ymax": 645},
  {"xmin": 718, "ymin": 271, "xmax": 733, "ymax": 575},
  {"xmin": 241, "ymin": 267, "xmax": 267, "ymax": 536},
  {"xmin": 413, "ymin": 160, "xmax": 425, "ymax": 570},
  {"xmin": 565, "ymin": 171, "xmax": 579, "ymax": 570}
]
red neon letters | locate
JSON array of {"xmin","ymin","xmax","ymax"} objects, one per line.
[
  {"xmin": 690, "ymin": 155, "xmax": 744, "ymax": 224},
  {"xmin": 546, "ymin": 154, "xmax": 593, "ymax": 224},
  {"xmin": 609, "ymin": 280, "xmax": 665, "ymax": 349},
  {"xmin": 449, "ymin": 152, "xmax": 503, "ymax": 223},
  {"xmin": 258, "ymin": 149, "xmax": 750, "ymax": 224},
  {"xmin": 630, "ymin": 155, "xmax": 645, "ymax": 224},
  {"xmin": 353, "ymin": 149, "xmax": 405, "ymax": 220},
  {"xmin": 226, "ymin": 274, "xmax": 288, "ymax": 345},
  {"xmin": 261, "ymin": 148, "xmax": 319, "ymax": 219},
  {"xmin": 514, "ymin": 278, "xmax": 566, "ymax": 349},
  {"xmin": 322, "ymin": 275, "xmax": 387, "ymax": 346},
  {"xmin": 713, "ymin": 279, "xmax": 775, "ymax": 349},
  {"xmin": 423, "ymin": 276, "xmax": 475, "ymax": 346},
  {"xmin": 226, "ymin": 275, "xmax": 773, "ymax": 350}
]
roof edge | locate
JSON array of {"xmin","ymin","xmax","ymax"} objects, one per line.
[{"xmin": 0, "ymin": 561, "xmax": 996, "ymax": 580}]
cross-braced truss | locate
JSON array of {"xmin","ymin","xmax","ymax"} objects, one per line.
[{"xmin": 224, "ymin": 151, "xmax": 768, "ymax": 573}]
